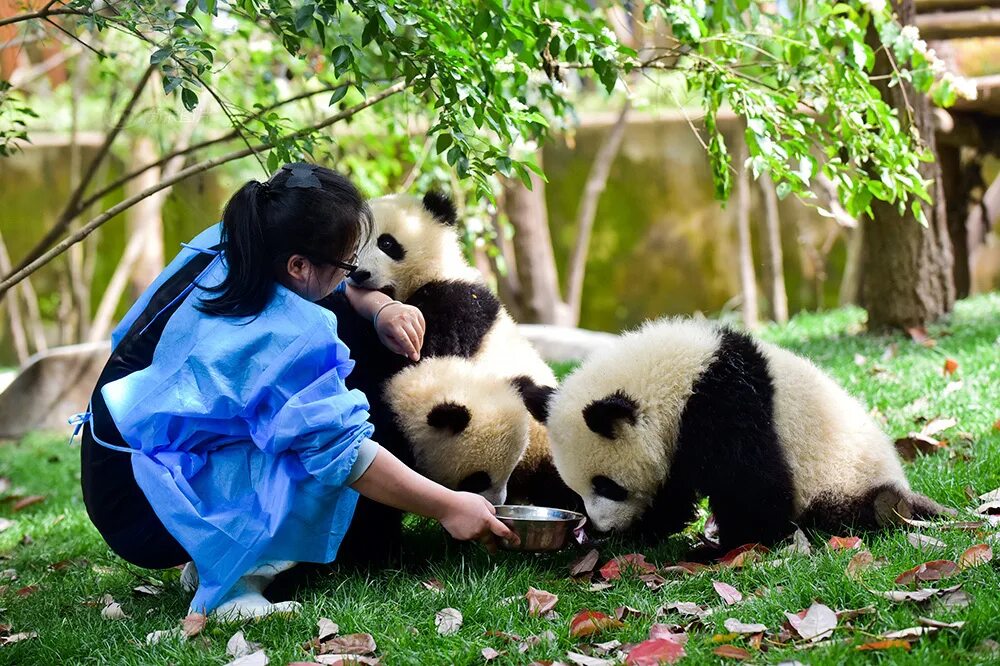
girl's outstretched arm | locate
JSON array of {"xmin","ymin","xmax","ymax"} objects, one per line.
[
  {"xmin": 345, "ymin": 284, "xmax": 425, "ymax": 361},
  {"xmin": 351, "ymin": 444, "xmax": 518, "ymax": 548}
]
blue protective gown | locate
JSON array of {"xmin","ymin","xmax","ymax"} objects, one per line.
[{"xmin": 99, "ymin": 224, "xmax": 374, "ymax": 612}]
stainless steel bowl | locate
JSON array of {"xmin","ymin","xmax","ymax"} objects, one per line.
[{"xmin": 494, "ymin": 505, "xmax": 586, "ymax": 552}]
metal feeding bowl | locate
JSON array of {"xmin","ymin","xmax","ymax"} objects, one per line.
[{"xmin": 494, "ymin": 505, "xmax": 586, "ymax": 552}]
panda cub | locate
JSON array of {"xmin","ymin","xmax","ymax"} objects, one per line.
[
  {"xmin": 344, "ymin": 192, "xmax": 577, "ymax": 509},
  {"xmin": 529, "ymin": 318, "xmax": 951, "ymax": 549}
]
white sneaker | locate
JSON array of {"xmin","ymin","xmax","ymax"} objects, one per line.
[{"xmin": 180, "ymin": 562, "xmax": 199, "ymax": 593}]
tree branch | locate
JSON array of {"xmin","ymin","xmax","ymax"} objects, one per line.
[
  {"xmin": 10, "ymin": 63, "xmax": 156, "ymax": 275},
  {"xmin": 0, "ymin": 80, "xmax": 408, "ymax": 299},
  {"xmin": 0, "ymin": 7, "xmax": 90, "ymax": 29}
]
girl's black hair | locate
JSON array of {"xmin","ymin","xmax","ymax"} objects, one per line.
[{"xmin": 197, "ymin": 163, "xmax": 372, "ymax": 318}]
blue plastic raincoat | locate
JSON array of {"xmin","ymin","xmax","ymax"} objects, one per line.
[{"xmin": 99, "ymin": 224, "xmax": 374, "ymax": 612}]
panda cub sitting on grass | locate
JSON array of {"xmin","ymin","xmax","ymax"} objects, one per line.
[{"xmin": 525, "ymin": 318, "xmax": 953, "ymax": 549}]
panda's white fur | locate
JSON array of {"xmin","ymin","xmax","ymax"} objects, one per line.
[
  {"xmin": 546, "ymin": 317, "xmax": 944, "ymax": 544},
  {"xmin": 383, "ymin": 357, "xmax": 530, "ymax": 505},
  {"xmin": 350, "ymin": 193, "xmax": 574, "ymax": 508}
]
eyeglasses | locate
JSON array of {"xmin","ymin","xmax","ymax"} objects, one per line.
[{"xmin": 331, "ymin": 252, "xmax": 358, "ymax": 276}]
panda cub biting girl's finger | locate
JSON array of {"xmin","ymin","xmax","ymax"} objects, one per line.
[{"xmin": 524, "ymin": 317, "xmax": 953, "ymax": 549}]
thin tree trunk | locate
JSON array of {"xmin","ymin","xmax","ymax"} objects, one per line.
[
  {"xmin": 735, "ymin": 139, "xmax": 759, "ymax": 329},
  {"xmin": 938, "ymin": 144, "xmax": 971, "ymax": 298},
  {"xmin": 839, "ymin": 225, "xmax": 864, "ymax": 306},
  {"xmin": 566, "ymin": 100, "xmax": 630, "ymax": 325},
  {"xmin": 487, "ymin": 208, "xmax": 527, "ymax": 322},
  {"xmin": 0, "ymin": 232, "xmax": 29, "ymax": 364},
  {"xmin": 500, "ymin": 158, "xmax": 572, "ymax": 325},
  {"xmin": 860, "ymin": 0, "xmax": 955, "ymax": 329},
  {"xmin": 757, "ymin": 172, "xmax": 788, "ymax": 323}
]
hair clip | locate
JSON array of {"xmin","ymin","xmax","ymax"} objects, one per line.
[{"xmin": 281, "ymin": 162, "xmax": 322, "ymax": 189}]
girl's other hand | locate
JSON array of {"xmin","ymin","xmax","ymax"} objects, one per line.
[
  {"xmin": 375, "ymin": 302, "xmax": 425, "ymax": 361},
  {"xmin": 438, "ymin": 492, "xmax": 519, "ymax": 552}
]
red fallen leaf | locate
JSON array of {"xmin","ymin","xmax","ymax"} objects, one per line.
[
  {"xmin": 828, "ymin": 536, "xmax": 863, "ymax": 550},
  {"xmin": 569, "ymin": 610, "xmax": 624, "ymax": 638},
  {"xmin": 181, "ymin": 612, "xmax": 206, "ymax": 638},
  {"xmin": 625, "ymin": 638, "xmax": 685, "ymax": 665},
  {"xmin": 712, "ymin": 580, "xmax": 742, "ymax": 605},
  {"xmin": 958, "ymin": 544, "xmax": 992, "ymax": 570},
  {"xmin": 15, "ymin": 585, "xmax": 38, "ymax": 597},
  {"xmin": 712, "ymin": 645, "xmax": 751, "ymax": 660},
  {"xmin": 718, "ymin": 544, "xmax": 769, "ymax": 568},
  {"xmin": 11, "ymin": 495, "xmax": 45, "ymax": 512},
  {"xmin": 857, "ymin": 639, "xmax": 912, "ymax": 651},
  {"xmin": 318, "ymin": 633, "xmax": 377, "ymax": 656},
  {"xmin": 649, "ymin": 624, "xmax": 687, "ymax": 644},
  {"xmin": 943, "ymin": 358, "xmax": 959, "ymax": 376},
  {"xmin": 526, "ymin": 587, "xmax": 558, "ymax": 616},
  {"xmin": 894, "ymin": 559, "xmax": 958, "ymax": 584},
  {"xmin": 569, "ymin": 549, "xmax": 600, "ymax": 577},
  {"xmin": 614, "ymin": 605, "xmax": 643, "ymax": 621},
  {"xmin": 599, "ymin": 554, "xmax": 656, "ymax": 580}
]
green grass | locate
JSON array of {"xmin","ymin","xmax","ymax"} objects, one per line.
[{"xmin": 2, "ymin": 294, "xmax": 999, "ymax": 665}]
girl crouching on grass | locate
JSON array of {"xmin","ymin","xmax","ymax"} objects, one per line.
[{"xmin": 79, "ymin": 162, "xmax": 515, "ymax": 620}]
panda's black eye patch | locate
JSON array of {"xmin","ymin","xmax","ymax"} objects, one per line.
[
  {"xmin": 457, "ymin": 471, "xmax": 491, "ymax": 494},
  {"xmin": 592, "ymin": 475, "xmax": 629, "ymax": 502},
  {"xmin": 377, "ymin": 233, "xmax": 405, "ymax": 261}
]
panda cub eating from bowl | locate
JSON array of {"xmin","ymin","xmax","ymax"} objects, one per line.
[{"xmin": 525, "ymin": 318, "xmax": 952, "ymax": 549}]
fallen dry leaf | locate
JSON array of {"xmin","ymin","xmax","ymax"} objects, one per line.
[
  {"xmin": 0, "ymin": 631, "xmax": 37, "ymax": 646},
  {"xmin": 145, "ymin": 629, "xmax": 181, "ymax": 645},
  {"xmin": 224, "ymin": 650, "xmax": 268, "ymax": 666},
  {"xmin": 846, "ymin": 550, "xmax": 875, "ymax": 579},
  {"xmin": 835, "ymin": 607, "xmax": 876, "ymax": 622},
  {"xmin": 786, "ymin": 529, "xmax": 812, "ymax": 556},
  {"xmin": 591, "ymin": 639, "xmax": 622, "ymax": 655},
  {"xmin": 314, "ymin": 656, "xmax": 379, "ymax": 666},
  {"xmin": 133, "ymin": 584, "xmax": 162, "ymax": 596},
  {"xmin": 980, "ymin": 487, "xmax": 1000, "ymax": 503},
  {"xmin": 481, "ymin": 647, "xmax": 502, "ymax": 661},
  {"xmin": 181, "ymin": 612, "xmax": 207, "ymax": 638},
  {"xmin": 15, "ymin": 585, "xmax": 38, "ymax": 597},
  {"xmin": 11, "ymin": 495, "xmax": 45, "ymax": 512},
  {"xmin": 227, "ymin": 631, "xmax": 262, "ymax": 659},
  {"xmin": 649, "ymin": 624, "xmax": 687, "ymax": 644},
  {"xmin": 712, "ymin": 581, "xmax": 742, "ymax": 606},
  {"xmin": 101, "ymin": 601, "xmax": 126, "ymax": 620},
  {"xmin": 317, "ymin": 618, "xmax": 340, "ymax": 641},
  {"xmin": 905, "ymin": 327, "xmax": 935, "ymax": 347},
  {"xmin": 976, "ymin": 500, "xmax": 1000, "ymax": 515},
  {"xmin": 420, "ymin": 579, "xmax": 445, "ymax": 593},
  {"xmin": 943, "ymin": 358, "xmax": 959, "ymax": 376},
  {"xmin": 957, "ymin": 544, "xmax": 992, "ymax": 570},
  {"xmin": 712, "ymin": 645, "xmax": 751, "ymax": 660},
  {"xmin": 718, "ymin": 544, "xmax": 769, "ymax": 568},
  {"xmin": 599, "ymin": 554, "xmax": 656, "ymax": 580},
  {"xmin": 588, "ymin": 582, "xmax": 613, "ymax": 592},
  {"xmin": 638, "ymin": 573, "xmax": 667, "ymax": 591},
  {"xmin": 526, "ymin": 587, "xmax": 558, "ymax": 616},
  {"xmin": 566, "ymin": 651, "xmax": 614, "ymax": 666},
  {"xmin": 435, "ymin": 608, "xmax": 463, "ymax": 636},
  {"xmin": 875, "ymin": 584, "xmax": 963, "ymax": 604},
  {"xmin": 916, "ymin": 617, "xmax": 965, "ymax": 629},
  {"xmin": 856, "ymin": 639, "xmax": 911, "ymax": 651},
  {"xmin": 907, "ymin": 533, "xmax": 946, "ymax": 551},
  {"xmin": 625, "ymin": 638, "xmax": 686, "ymax": 665},
  {"xmin": 894, "ymin": 559, "xmax": 958, "ymax": 584},
  {"xmin": 317, "ymin": 634, "xmax": 377, "ymax": 656},
  {"xmin": 786, "ymin": 603, "xmax": 837, "ymax": 642},
  {"xmin": 569, "ymin": 610, "xmax": 623, "ymax": 638},
  {"xmin": 0, "ymin": 518, "xmax": 14, "ymax": 533},
  {"xmin": 724, "ymin": 619, "xmax": 768, "ymax": 634},
  {"xmin": 614, "ymin": 605, "xmax": 643, "ymax": 621},
  {"xmin": 659, "ymin": 601, "xmax": 711, "ymax": 619},
  {"xmin": 569, "ymin": 549, "xmax": 600, "ymax": 577},
  {"xmin": 828, "ymin": 536, "xmax": 863, "ymax": 551}
]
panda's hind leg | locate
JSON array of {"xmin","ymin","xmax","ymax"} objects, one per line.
[{"xmin": 799, "ymin": 484, "xmax": 955, "ymax": 532}]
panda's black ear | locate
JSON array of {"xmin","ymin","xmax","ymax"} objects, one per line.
[
  {"xmin": 510, "ymin": 376, "xmax": 556, "ymax": 423},
  {"xmin": 582, "ymin": 390, "xmax": 638, "ymax": 440},
  {"xmin": 427, "ymin": 402, "xmax": 471, "ymax": 434},
  {"xmin": 422, "ymin": 191, "xmax": 458, "ymax": 226}
]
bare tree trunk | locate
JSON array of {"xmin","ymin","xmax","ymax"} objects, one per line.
[
  {"xmin": 938, "ymin": 144, "xmax": 971, "ymax": 298},
  {"xmin": 735, "ymin": 140, "xmax": 759, "ymax": 329},
  {"xmin": 566, "ymin": 100, "xmax": 630, "ymax": 325},
  {"xmin": 500, "ymin": 158, "xmax": 572, "ymax": 325},
  {"xmin": 487, "ymin": 209, "xmax": 527, "ymax": 322},
  {"xmin": 839, "ymin": 226, "xmax": 864, "ymax": 306},
  {"xmin": 860, "ymin": 0, "xmax": 955, "ymax": 329},
  {"xmin": 757, "ymin": 172, "xmax": 788, "ymax": 323},
  {"xmin": 0, "ymin": 232, "xmax": 29, "ymax": 364}
]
